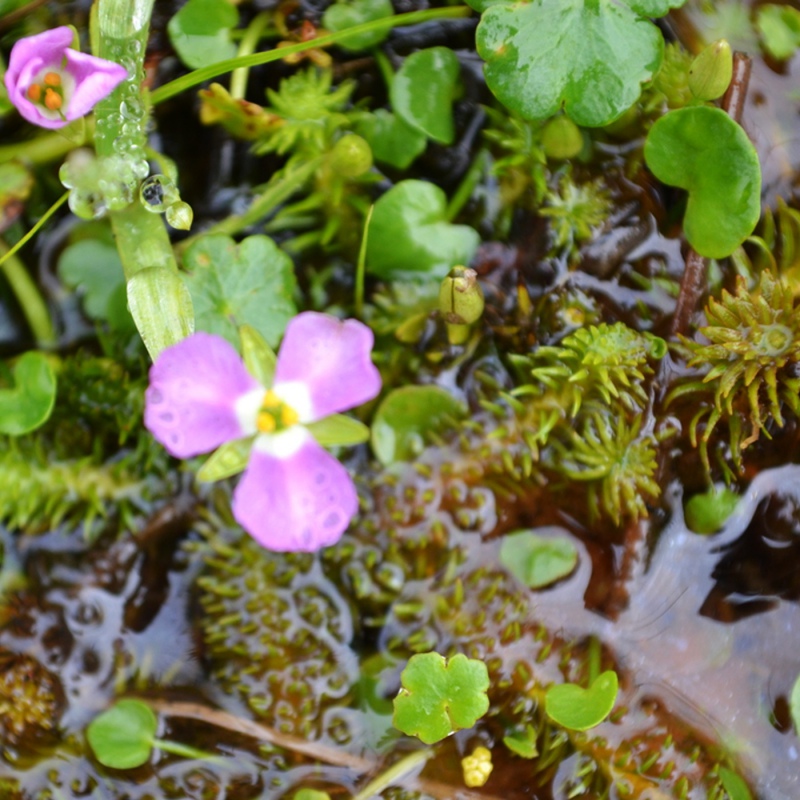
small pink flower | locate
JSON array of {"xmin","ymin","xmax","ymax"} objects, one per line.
[
  {"xmin": 4, "ymin": 27, "xmax": 127, "ymax": 130},
  {"xmin": 144, "ymin": 312, "xmax": 382, "ymax": 552}
]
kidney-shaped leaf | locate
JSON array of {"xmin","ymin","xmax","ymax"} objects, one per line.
[
  {"xmin": 499, "ymin": 529, "xmax": 578, "ymax": 589},
  {"xmin": 545, "ymin": 670, "xmax": 619, "ymax": 731},
  {"xmin": 476, "ymin": 0, "xmax": 685, "ymax": 127},
  {"xmin": 393, "ymin": 653, "xmax": 490, "ymax": 744},
  {"xmin": 0, "ymin": 352, "xmax": 56, "ymax": 435},
  {"xmin": 322, "ymin": 0, "xmax": 394, "ymax": 52},
  {"xmin": 183, "ymin": 234, "xmax": 297, "ymax": 348},
  {"xmin": 366, "ymin": 180, "xmax": 480, "ymax": 280},
  {"xmin": 644, "ymin": 106, "xmax": 761, "ymax": 259},
  {"xmin": 87, "ymin": 699, "xmax": 157, "ymax": 770},
  {"xmin": 391, "ymin": 47, "xmax": 461, "ymax": 145}
]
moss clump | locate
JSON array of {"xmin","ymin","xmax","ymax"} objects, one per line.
[{"xmin": 0, "ymin": 651, "xmax": 64, "ymax": 748}]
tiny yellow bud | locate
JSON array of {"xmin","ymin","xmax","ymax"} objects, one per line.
[
  {"xmin": 281, "ymin": 405, "xmax": 299, "ymax": 427},
  {"xmin": 261, "ymin": 390, "xmax": 280, "ymax": 409},
  {"xmin": 257, "ymin": 411, "xmax": 277, "ymax": 433},
  {"xmin": 461, "ymin": 746, "xmax": 493, "ymax": 788}
]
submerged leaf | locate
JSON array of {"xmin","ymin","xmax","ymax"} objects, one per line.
[
  {"xmin": 499, "ymin": 529, "xmax": 578, "ymax": 588},
  {"xmin": 86, "ymin": 699, "xmax": 157, "ymax": 769},
  {"xmin": 545, "ymin": 670, "xmax": 618, "ymax": 731}
]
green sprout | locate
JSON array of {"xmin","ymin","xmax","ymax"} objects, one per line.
[{"xmin": 540, "ymin": 173, "xmax": 613, "ymax": 253}]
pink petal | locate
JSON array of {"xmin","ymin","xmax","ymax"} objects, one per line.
[
  {"xmin": 232, "ymin": 431, "xmax": 358, "ymax": 552},
  {"xmin": 63, "ymin": 49, "xmax": 127, "ymax": 120},
  {"xmin": 274, "ymin": 312, "xmax": 381, "ymax": 421},
  {"xmin": 145, "ymin": 333, "xmax": 261, "ymax": 459}
]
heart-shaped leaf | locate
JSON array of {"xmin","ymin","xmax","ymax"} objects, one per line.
[
  {"xmin": 393, "ymin": 652, "xmax": 490, "ymax": 744},
  {"xmin": 391, "ymin": 47, "xmax": 460, "ymax": 144},
  {"xmin": 183, "ymin": 234, "xmax": 297, "ymax": 349},
  {"xmin": 167, "ymin": 0, "xmax": 238, "ymax": 69},
  {"xmin": 545, "ymin": 670, "xmax": 619, "ymax": 731},
  {"xmin": 86, "ymin": 699, "xmax": 157, "ymax": 770},
  {"xmin": 371, "ymin": 386, "xmax": 466, "ymax": 465},
  {"xmin": 644, "ymin": 106, "xmax": 761, "ymax": 258},
  {"xmin": 322, "ymin": 0, "xmax": 394, "ymax": 52},
  {"xmin": 499, "ymin": 529, "xmax": 578, "ymax": 589},
  {"xmin": 366, "ymin": 180, "xmax": 480, "ymax": 280},
  {"xmin": 476, "ymin": 0, "xmax": 685, "ymax": 127},
  {"xmin": 0, "ymin": 352, "xmax": 56, "ymax": 435},
  {"xmin": 684, "ymin": 487, "xmax": 739, "ymax": 534},
  {"xmin": 58, "ymin": 238, "xmax": 124, "ymax": 322},
  {"xmin": 355, "ymin": 110, "xmax": 427, "ymax": 169}
]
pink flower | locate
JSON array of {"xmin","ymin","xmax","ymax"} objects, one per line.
[
  {"xmin": 4, "ymin": 27, "xmax": 127, "ymax": 130},
  {"xmin": 144, "ymin": 312, "xmax": 382, "ymax": 552}
]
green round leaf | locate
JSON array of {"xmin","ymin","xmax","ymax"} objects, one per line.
[
  {"xmin": 58, "ymin": 239, "xmax": 125, "ymax": 321},
  {"xmin": 0, "ymin": 352, "xmax": 56, "ymax": 436},
  {"xmin": 756, "ymin": 4, "xmax": 800, "ymax": 61},
  {"xmin": 476, "ymin": 0, "xmax": 681, "ymax": 127},
  {"xmin": 545, "ymin": 670, "xmax": 619, "ymax": 731},
  {"xmin": 499, "ymin": 529, "xmax": 578, "ymax": 589},
  {"xmin": 167, "ymin": 0, "xmax": 238, "ymax": 69},
  {"xmin": 371, "ymin": 386, "xmax": 466, "ymax": 465},
  {"xmin": 684, "ymin": 487, "xmax": 739, "ymax": 535},
  {"xmin": 355, "ymin": 110, "xmax": 427, "ymax": 170},
  {"xmin": 86, "ymin": 699, "xmax": 158, "ymax": 770},
  {"xmin": 366, "ymin": 180, "xmax": 480, "ymax": 281},
  {"xmin": 183, "ymin": 234, "xmax": 297, "ymax": 349},
  {"xmin": 644, "ymin": 106, "xmax": 761, "ymax": 259},
  {"xmin": 393, "ymin": 653, "xmax": 490, "ymax": 744},
  {"xmin": 391, "ymin": 47, "xmax": 460, "ymax": 145},
  {"xmin": 323, "ymin": 0, "xmax": 394, "ymax": 52}
]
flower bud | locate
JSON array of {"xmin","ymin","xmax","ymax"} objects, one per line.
[
  {"xmin": 541, "ymin": 116, "xmax": 583, "ymax": 160},
  {"xmin": 329, "ymin": 134, "xmax": 373, "ymax": 178},
  {"xmin": 439, "ymin": 266, "xmax": 484, "ymax": 326},
  {"xmin": 688, "ymin": 39, "xmax": 733, "ymax": 101}
]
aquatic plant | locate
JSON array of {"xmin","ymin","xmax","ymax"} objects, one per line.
[
  {"xmin": 4, "ymin": 27, "xmax": 126, "ymax": 129},
  {"xmin": 524, "ymin": 322, "xmax": 666, "ymax": 416},
  {"xmin": 0, "ymin": 651, "xmax": 64, "ymax": 747},
  {"xmin": 554, "ymin": 412, "xmax": 660, "ymax": 525},
  {"xmin": 145, "ymin": 313, "xmax": 381, "ymax": 551},
  {"xmin": 670, "ymin": 270, "xmax": 800, "ymax": 465},
  {"xmin": 540, "ymin": 173, "xmax": 613, "ymax": 253}
]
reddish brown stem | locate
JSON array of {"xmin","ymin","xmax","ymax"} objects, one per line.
[{"xmin": 670, "ymin": 52, "xmax": 753, "ymax": 337}]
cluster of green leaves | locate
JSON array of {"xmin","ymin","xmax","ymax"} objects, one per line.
[
  {"xmin": 504, "ymin": 323, "xmax": 665, "ymax": 524},
  {"xmin": 669, "ymin": 269, "xmax": 800, "ymax": 471}
]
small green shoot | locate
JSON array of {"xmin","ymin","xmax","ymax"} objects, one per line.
[
  {"xmin": 167, "ymin": 0, "xmax": 238, "ymax": 69},
  {"xmin": 499, "ymin": 530, "xmax": 578, "ymax": 589},
  {"xmin": 393, "ymin": 652, "xmax": 490, "ymax": 744},
  {"xmin": 366, "ymin": 180, "xmax": 480, "ymax": 280},
  {"xmin": 719, "ymin": 767, "xmax": 753, "ymax": 800},
  {"xmin": 476, "ymin": 0, "xmax": 686, "ymax": 127},
  {"xmin": 0, "ymin": 352, "xmax": 56, "ymax": 436},
  {"xmin": 183, "ymin": 234, "xmax": 297, "ymax": 348},
  {"xmin": 644, "ymin": 106, "xmax": 761, "ymax": 258},
  {"xmin": 87, "ymin": 699, "xmax": 217, "ymax": 770},
  {"xmin": 503, "ymin": 725, "xmax": 538, "ymax": 758},
  {"xmin": 391, "ymin": 48, "xmax": 460, "ymax": 145},
  {"xmin": 371, "ymin": 386, "xmax": 466, "ymax": 465},
  {"xmin": 544, "ymin": 670, "xmax": 618, "ymax": 732},
  {"xmin": 684, "ymin": 487, "xmax": 739, "ymax": 534}
]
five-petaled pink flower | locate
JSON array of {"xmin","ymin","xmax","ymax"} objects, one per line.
[
  {"xmin": 5, "ymin": 27, "xmax": 127, "ymax": 130},
  {"xmin": 144, "ymin": 312, "xmax": 381, "ymax": 552}
]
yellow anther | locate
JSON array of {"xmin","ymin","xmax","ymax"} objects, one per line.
[
  {"xmin": 281, "ymin": 405, "xmax": 299, "ymax": 427},
  {"xmin": 43, "ymin": 72, "xmax": 61, "ymax": 87},
  {"xmin": 43, "ymin": 88, "xmax": 62, "ymax": 111},
  {"xmin": 256, "ymin": 411, "xmax": 277, "ymax": 433},
  {"xmin": 261, "ymin": 389, "xmax": 280, "ymax": 408},
  {"xmin": 27, "ymin": 84, "xmax": 42, "ymax": 102},
  {"xmin": 461, "ymin": 746, "xmax": 493, "ymax": 788}
]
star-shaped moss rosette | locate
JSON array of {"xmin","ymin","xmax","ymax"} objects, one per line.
[
  {"xmin": 393, "ymin": 653, "xmax": 490, "ymax": 744},
  {"xmin": 474, "ymin": 0, "xmax": 687, "ymax": 127},
  {"xmin": 4, "ymin": 26, "xmax": 127, "ymax": 129},
  {"xmin": 669, "ymin": 271, "xmax": 800, "ymax": 459}
]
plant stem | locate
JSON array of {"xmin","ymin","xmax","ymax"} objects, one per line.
[
  {"xmin": 670, "ymin": 52, "xmax": 753, "ymax": 337},
  {"xmin": 230, "ymin": 12, "xmax": 271, "ymax": 100},
  {"xmin": 446, "ymin": 149, "xmax": 488, "ymax": 222},
  {"xmin": 0, "ymin": 240, "xmax": 56, "ymax": 346},
  {"xmin": 354, "ymin": 205, "xmax": 373, "ymax": 319},
  {"xmin": 150, "ymin": 700, "xmax": 504, "ymax": 800},
  {"xmin": 352, "ymin": 749, "xmax": 431, "ymax": 800},
  {"xmin": 0, "ymin": 120, "xmax": 91, "ymax": 165},
  {"xmin": 149, "ymin": 7, "xmax": 472, "ymax": 106}
]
